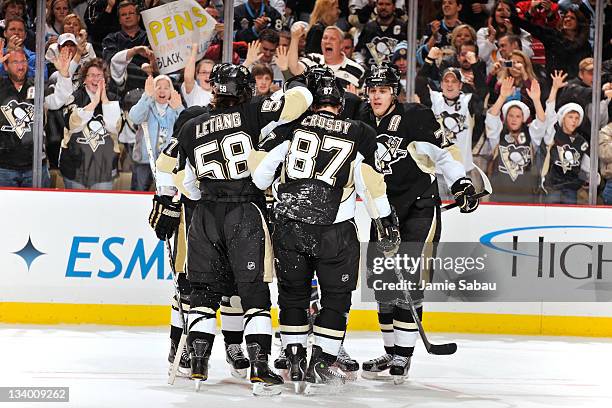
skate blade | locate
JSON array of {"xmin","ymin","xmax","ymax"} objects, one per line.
[
  {"xmin": 168, "ymin": 365, "xmax": 191, "ymax": 378},
  {"xmin": 252, "ymin": 382, "xmax": 282, "ymax": 396},
  {"xmin": 194, "ymin": 379, "xmax": 203, "ymax": 391},
  {"xmin": 293, "ymin": 381, "xmax": 306, "ymax": 394},
  {"xmin": 303, "ymin": 382, "xmax": 344, "ymax": 396},
  {"xmin": 361, "ymin": 370, "xmax": 394, "ymax": 381},
  {"xmin": 331, "ymin": 365, "xmax": 358, "ymax": 382},
  {"xmin": 230, "ymin": 367, "xmax": 248, "ymax": 380},
  {"xmin": 392, "ymin": 374, "xmax": 409, "ymax": 385}
]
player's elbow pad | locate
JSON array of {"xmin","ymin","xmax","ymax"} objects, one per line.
[
  {"xmin": 156, "ymin": 152, "xmax": 177, "ymax": 174},
  {"xmin": 280, "ymin": 87, "xmax": 313, "ymax": 122}
]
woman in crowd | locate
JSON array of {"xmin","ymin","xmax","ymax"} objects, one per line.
[
  {"xmin": 128, "ymin": 74, "xmax": 184, "ymax": 191},
  {"xmin": 304, "ymin": 0, "xmax": 340, "ymax": 54},
  {"xmin": 46, "ymin": 0, "xmax": 71, "ymax": 39},
  {"xmin": 489, "ymin": 50, "xmax": 539, "ymax": 114},
  {"xmin": 46, "ymin": 13, "xmax": 96, "ymax": 69},
  {"xmin": 477, "ymin": 0, "xmax": 533, "ymax": 70},
  {"xmin": 60, "ymin": 58, "xmax": 121, "ymax": 190},
  {"xmin": 511, "ymin": 7, "xmax": 592, "ymax": 79}
]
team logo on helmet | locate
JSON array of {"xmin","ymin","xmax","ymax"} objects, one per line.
[
  {"xmin": 365, "ymin": 63, "xmax": 400, "ymax": 95},
  {"xmin": 375, "ymin": 134, "xmax": 407, "ymax": 175},
  {"xmin": 76, "ymin": 115, "xmax": 109, "ymax": 152},
  {"xmin": 1, "ymin": 100, "xmax": 34, "ymax": 139}
]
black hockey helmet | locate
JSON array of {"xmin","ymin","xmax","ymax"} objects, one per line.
[
  {"xmin": 365, "ymin": 63, "xmax": 401, "ymax": 95},
  {"xmin": 307, "ymin": 66, "xmax": 345, "ymax": 109},
  {"xmin": 209, "ymin": 63, "xmax": 255, "ymax": 98}
]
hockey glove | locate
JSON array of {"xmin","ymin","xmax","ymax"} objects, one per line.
[
  {"xmin": 377, "ymin": 206, "xmax": 400, "ymax": 256},
  {"xmin": 451, "ymin": 177, "xmax": 480, "ymax": 213},
  {"xmin": 149, "ymin": 195, "xmax": 181, "ymax": 240}
]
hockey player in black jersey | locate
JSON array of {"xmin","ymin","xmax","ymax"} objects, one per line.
[
  {"xmin": 151, "ymin": 63, "xmax": 313, "ymax": 395},
  {"xmin": 249, "ymin": 67, "xmax": 396, "ymax": 393},
  {"xmin": 149, "ymin": 106, "xmax": 252, "ymax": 380},
  {"xmin": 358, "ymin": 64, "xmax": 480, "ymax": 383}
]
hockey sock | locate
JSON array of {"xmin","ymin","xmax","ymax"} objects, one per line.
[
  {"xmin": 244, "ymin": 308, "xmax": 272, "ymax": 354},
  {"xmin": 279, "ymin": 308, "xmax": 309, "ymax": 348},
  {"xmin": 313, "ymin": 308, "xmax": 347, "ymax": 357},
  {"xmin": 393, "ymin": 304, "xmax": 421, "ymax": 357},
  {"xmin": 377, "ymin": 302, "xmax": 395, "ymax": 354},
  {"xmin": 220, "ymin": 296, "xmax": 244, "ymax": 345},
  {"xmin": 170, "ymin": 293, "xmax": 190, "ymax": 343},
  {"xmin": 187, "ymin": 306, "xmax": 217, "ymax": 351}
]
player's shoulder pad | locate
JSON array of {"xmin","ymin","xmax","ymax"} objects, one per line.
[
  {"xmin": 176, "ymin": 111, "xmax": 211, "ymax": 143},
  {"xmin": 173, "ymin": 105, "xmax": 208, "ymax": 135}
]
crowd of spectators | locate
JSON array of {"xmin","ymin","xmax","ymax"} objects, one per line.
[{"xmin": 0, "ymin": 0, "xmax": 611, "ymax": 205}]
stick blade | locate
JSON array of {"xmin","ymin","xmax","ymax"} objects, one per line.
[{"xmin": 427, "ymin": 342, "xmax": 457, "ymax": 355}]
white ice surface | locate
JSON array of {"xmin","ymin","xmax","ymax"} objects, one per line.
[{"xmin": 1, "ymin": 326, "xmax": 611, "ymax": 408}]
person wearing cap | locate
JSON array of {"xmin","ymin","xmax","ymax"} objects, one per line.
[
  {"xmin": 128, "ymin": 73, "xmax": 184, "ymax": 191},
  {"xmin": 558, "ymin": 57, "xmax": 611, "ymax": 137},
  {"xmin": 484, "ymin": 72, "xmax": 563, "ymax": 203},
  {"xmin": 418, "ymin": 59, "xmax": 485, "ymax": 198},
  {"xmin": 353, "ymin": 0, "xmax": 407, "ymax": 66},
  {"xmin": 541, "ymin": 102, "xmax": 593, "ymax": 204},
  {"xmin": 45, "ymin": 14, "xmax": 96, "ymax": 73}
]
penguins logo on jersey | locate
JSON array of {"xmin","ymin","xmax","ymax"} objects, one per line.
[
  {"xmin": 437, "ymin": 111, "xmax": 467, "ymax": 146},
  {"xmin": 366, "ymin": 36, "xmax": 399, "ymax": 65},
  {"xmin": 375, "ymin": 134, "xmax": 407, "ymax": 175},
  {"xmin": 76, "ymin": 115, "xmax": 108, "ymax": 152},
  {"xmin": 554, "ymin": 144, "xmax": 581, "ymax": 173},
  {"xmin": 0, "ymin": 100, "xmax": 34, "ymax": 139},
  {"xmin": 499, "ymin": 144, "xmax": 531, "ymax": 181}
]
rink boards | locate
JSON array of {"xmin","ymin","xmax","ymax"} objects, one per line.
[{"xmin": 1, "ymin": 188, "xmax": 612, "ymax": 337}]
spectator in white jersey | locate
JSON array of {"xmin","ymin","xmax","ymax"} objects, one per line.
[{"xmin": 288, "ymin": 23, "xmax": 365, "ymax": 88}]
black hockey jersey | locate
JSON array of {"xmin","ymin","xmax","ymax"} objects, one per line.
[
  {"xmin": 358, "ymin": 102, "xmax": 465, "ymax": 220},
  {"xmin": 250, "ymin": 109, "xmax": 390, "ymax": 224},
  {"xmin": 543, "ymin": 129, "xmax": 589, "ymax": 191},
  {"xmin": 169, "ymin": 88, "xmax": 312, "ymax": 200},
  {"xmin": 60, "ymin": 87, "xmax": 121, "ymax": 186},
  {"xmin": 355, "ymin": 18, "xmax": 407, "ymax": 66},
  {"xmin": 488, "ymin": 127, "xmax": 539, "ymax": 203},
  {"xmin": 0, "ymin": 77, "xmax": 35, "ymax": 170}
]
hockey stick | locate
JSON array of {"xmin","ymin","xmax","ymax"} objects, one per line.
[
  {"xmin": 363, "ymin": 190, "xmax": 457, "ymax": 355},
  {"xmin": 141, "ymin": 122, "xmax": 189, "ymax": 385},
  {"xmin": 441, "ymin": 166, "xmax": 493, "ymax": 213}
]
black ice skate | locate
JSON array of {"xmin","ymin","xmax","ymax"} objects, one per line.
[
  {"xmin": 189, "ymin": 339, "xmax": 210, "ymax": 391},
  {"xmin": 389, "ymin": 355, "xmax": 411, "ymax": 384},
  {"xmin": 333, "ymin": 345, "xmax": 359, "ymax": 380},
  {"xmin": 304, "ymin": 345, "xmax": 346, "ymax": 395},
  {"xmin": 225, "ymin": 343, "xmax": 250, "ymax": 380},
  {"xmin": 247, "ymin": 343, "xmax": 284, "ymax": 396},
  {"xmin": 361, "ymin": 353, "xmax": 394, "ymax": 381},
  {"xmin": 285, "ymin": 343, "xmax": 307, "ymax": 393},
  {"xmin": 168, "ymin": 338, "xmax": 191, "ymax": 377},
  {"xmin": 274, "ymin": 347, "xmax": 288, "ymax": 370}
]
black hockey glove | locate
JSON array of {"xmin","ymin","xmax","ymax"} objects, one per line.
[
  {"xmin": 149, "ymin": 195, "xmax": 181, "ymax": 240},
  {"xmin": 376, "ymin": 206, "xmax": 400, "ymax": 256},
  {"xmin": 451, "ymin": 177, "xmax": 480, "ymax": 213}
]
